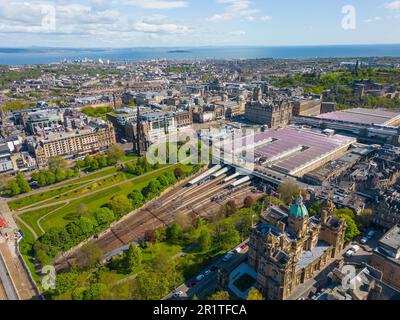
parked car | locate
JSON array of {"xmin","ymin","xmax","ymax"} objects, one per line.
[
  {"xmin": 187, "ymin": 280, "xmax": 197, "ymax": 288},
  {"xmin": 234, "ymin": 247, "xmax": 242, "ymax": 253},
  {"xmin": 345, "ymin": 250, "xmax": 354, "ymax": 258},
  {"xmin": 223, "ymin": 253, "xmax": 234, "ymax": 262},
  {"xmin": 173, "ymin": 291, "xmax": 183, "ymax": 298},
  {"xmin": 204, "ymin": 270, "xmax": 211, "ymax": 276},
  {"xmin": 361, "ymin": 237, "xmax": 369, "ymax": 244},
  {"xmin": 351, "ymin": 245, "xmax": 361, "ymax": 253},
  {"xmin": 367, "ymin": 231, "xmax": 376, "ymax": 239},
  {"xmin": 196, "ymin": 274, "xmax": 205, "ymax": 282}
]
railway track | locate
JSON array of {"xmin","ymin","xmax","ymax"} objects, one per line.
[{"xmin": 55, "ymin": 174, "xmax": 256, "ymax": 271}]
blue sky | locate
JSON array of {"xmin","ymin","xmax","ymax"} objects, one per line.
[{"xmin": 0, "ymin": 0, "xmax": 399, "ymax": 47}]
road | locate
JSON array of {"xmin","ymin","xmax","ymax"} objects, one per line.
[{"xmin": 54, "ymin": 171, "xmax": 262, "ymax": 271}]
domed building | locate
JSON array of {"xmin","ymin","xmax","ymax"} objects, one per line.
[{"xmin": 244, "ymin": 195, "xmax": 347, "ymax": 300}]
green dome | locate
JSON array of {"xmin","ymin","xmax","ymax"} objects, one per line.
[{"xmin": 289, "ymin": 195, "xmax": 309, "ymax": 219}]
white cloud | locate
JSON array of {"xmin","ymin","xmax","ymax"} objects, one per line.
[
  {"xmin": 385, "ymin": 1, "xmax": 400, "ymax": 10},
  {"xmin": 208, "ymin": 0, "xmax": 260, "ymax": 22},
  {"xmin": 260, "ymin": 15, "xmax": 272, "ymax": 22},
  {"xmin": 133, "ymin": 19, "xmax": 191, "ymax": 34},
  {"xmin": 364, "ymin": 16, "xmax": 382, "ymax": 23},
  {"xmin": 118, "ymin": 0, "xmax": 189, "ymax": 9},
  {"xmin": 229, "ymin": 30, "xmax": 246, "ymax": 36}
]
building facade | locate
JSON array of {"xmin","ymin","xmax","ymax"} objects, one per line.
[
  {"xmin": 247, "ymin": 198, "xmax": 346, "ymax": 300},
  {"xmin": 245, "ymin": 100, "xmax": 293, "ymax": 129},
  {"xmin": 30, "ymin": 124, "xmax": 116, "ymax": 166},
  {"xmin": 370, "ymin": 225, "xmax": 400, "ymax": 290}
]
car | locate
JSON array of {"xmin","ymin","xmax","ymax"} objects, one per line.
[
  {"xmin": 361, "ymin": 237, "xmax": 369, "ymax": 244},
  {"xmin": 196, "ymin": 274, "xmax": 205, "ymax": 282},
  {"xmin": 187, "ymin": 280, "xmax": 197, "ymax": 288},
  {"xmin": 345, "ymin": 250, "xmax": 354, "ymax": 258},
  {"xmin": 240, "ymin": 243, "xmax": 249, "ymax": 250},
  {"xmin": 367, "ymin": 231, "xmax": 376, "ymax": 239},
  {"xmin": 223, "ymin": 253, "xmax": 234, "ymax": 262},
  {"xmin": 235, "ymin": 247, "xmax": 242, "ymax": 253},
  {"xmin": 351, "ymin": 245, "xmax": 361, "ymax": 253},
  {"xmin": 173, "ymin": 291, "xmax": 183, "ymax": 298},
  {"xmin": 204, "ymin": 270, "xmax": 211, "ymax": 276}
]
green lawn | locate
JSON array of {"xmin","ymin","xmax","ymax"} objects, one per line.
[
  {"xmin": 20, "ymin": 165, "xmax": 193, "ymax": 235},
  {"xmin": 20, "ymin": 205, "xmax": 63, "ymax": 236},
  {"xmin": 38, "ymin": 172, "xmax": 128, "ymax": 207},
  {"xmin": 8, "ymin": 182, "xmax": 88, "ymax": 211},
  {"xmin": 17, "ymin": 223, "xmax": 42, "ymax": 286},
  {"xmin": 8, "ymin": 167, "xmax": 121, "ymax": 211}
]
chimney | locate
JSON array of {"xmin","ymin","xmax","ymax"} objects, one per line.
[
  {"xmin": 277, "ymin": 221, "xmax": 286, "ymax": 234},
  {"xmin": 321, "ymin": 210, "xmax": 328, "ymax": 224}
]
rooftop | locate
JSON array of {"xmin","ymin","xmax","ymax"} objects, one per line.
[
  {"xmin": 317, "ymin": 108, "xmax": 400, "ymax": 126},
  {"xmin": 379, "ymin": 225, "xmax": 400, "ymax": 252}
]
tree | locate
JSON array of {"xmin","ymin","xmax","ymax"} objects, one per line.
[
  {"xmin": 83, "ymin": 283, "xmax": 107, "ymax": 300},
  {"xmin": 107, "ymin": 145, "xmax": 124, "ymax": 162},
  {"xmin": 54, "ymin": 168, "xmax": 67, "ymax": 182},
  {"xmin": 96, "ymin": 156, "xmax": 108, "ymax": 168},
  {"xmin": 108, "ymin": 195, "xmax": 132, "ymax": 218},
  {"xmin": 220, "ymin": 225, "xmax": 241, "ymax": 250},
  {"xmin": 166, "ymin": 224, "xmax": 183, "ymax": 244},
  {"xmin": 244, "ymin": 195, "xmax": 256, "ymax": 208},
  {"xmin": 76, "ymin": 216, "xmax": 95, "ymax": 236},
  {"xmin": 198, "ymin": 229, "xmax": 212, "ymax": 252},
  {"xmin": 122, "ymin": 244, "xmax": 142, "ymax": 274},
  {"xmin": 174, "ymin": 167, "xmax": 184, "ymax": 180},
  {"xmin": 209, "ymin": 291, "xmax": 230, "ymax": 300},
  {"xmin": 278, "ymin": 181, "xmax": 301, "ymax": 205},
  {"xmin": 356, "ymin": 209, "xmax": 373, "ymax": 229},
  {"xmin": 226, "ymin": 200, "xmax": 238, "ymax": 216},
  {"xmin": 16, "ymin": 172, "xmax": 31, "ymax": 193},
  {"xmin": 157, "ymin": 174, "xmax": 169, "ymax": 187},
  {"xmin": 6, "ymin": 180, "xmax": 20, "ymax": 196},
  {"xmin": 309, "ymin": 201, "xmax": 322, "ymax": 216},
  {"xmin": 94, "ymin": 207, "xmax": 115, "ymax": 226},
  {"xmin": 128, "ymin": 191, "xmax": 145, "ymax": 208},
  {"xmin": 142, "ymin": 180, "xmax": 162, "ymax": 199},
  {"xmin": 89, "ymin": 158, "xmax": 99, "ymax": 171},
  {"xmin": 247, "ymin": 288, "xmax": 264, "ymax": 300},
  {"xmin": 336, "ymin": 213, "xmax": 360, "ymax": 243},
  {"xmin": 48, "ymin": 156, "xmax": 68, "ymax": 170},
  {"xmin": 77, "ymin": 243, "xmax": 104, "ymax": 269},
  {"xmin": 132, "ymin": 271, "xmax": 170, "ymax": 300}
]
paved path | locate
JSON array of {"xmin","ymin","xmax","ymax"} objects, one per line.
[
  {"xmin": 0, "ymin": 280, "xmax": 8, "ymax": 300},
  {"xmin": 0, "ymin": 253, "xmax": 19, "ymax": 300},
  {"xmin": 17, "ymin": 166, "xmax": 173, "ymax": 215},
  {"xmin": 14, "ymin": 215, "xmax": 38, "ymax": 240},
  {"xmin": 0, "ymin": 200, "xmax": 39, "ymax": 300},
  {"xmin": 13, "ymin": 171, "xmax": 120, "ymax": 212}
]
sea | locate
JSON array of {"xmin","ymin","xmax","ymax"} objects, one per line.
[{"xmin": 1, "ymin": 44, "xmax": 400, "ymax": 65}]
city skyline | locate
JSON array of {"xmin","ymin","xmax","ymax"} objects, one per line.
[{"xmin": 0, "ymin": 0, "xmax": 400, "ymax": 48}]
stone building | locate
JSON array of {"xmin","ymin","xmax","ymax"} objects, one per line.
[
  {"xmin": 247, "ymin": 197, "xmax": 346, "ymax": 300},
  {"xmin": 29, "ymin": 123, "xmax": 116, "ymax": 166},
  {"xmin": 245, "ymin": 99, "xmax": 293, "ymax": 129},
  {"xmin": 370, "ymin": 225, "xmax": 400, "ymax": 290}
]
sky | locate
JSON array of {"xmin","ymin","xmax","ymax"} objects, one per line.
[{"xmin": 0, "ymin": 0, "xmax": 399, "ymax": 48}]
